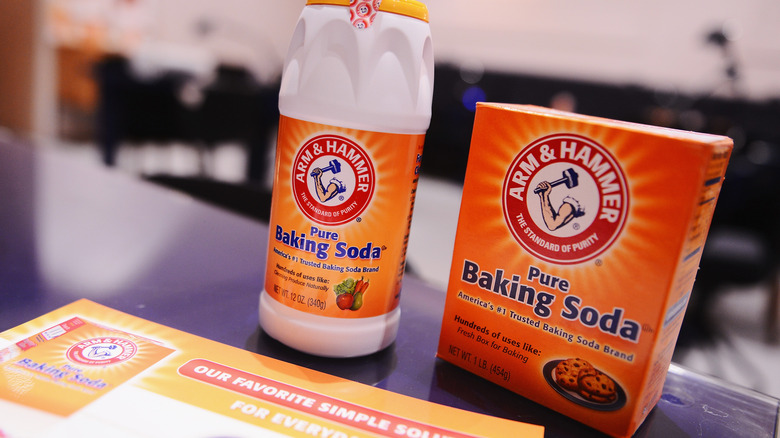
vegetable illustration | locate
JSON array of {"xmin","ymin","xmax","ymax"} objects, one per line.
[
  {"xmin": 356, "ymin": 277, "xmax": 370, "ymax": 294},
  {"xmin": 334, "ymin": 276, "xmax": 370, "ymax": 311},
  {"xmin": 334, "ymin": 278, "xmax": 356, "ymax": 296}
]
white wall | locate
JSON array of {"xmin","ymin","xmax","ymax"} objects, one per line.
[
  {"xmin": 425, "ymin": 0, "xmax": 780, "ymax": 100},
  {"xmin": 47, "ymin": 0, "xmax": 780, "ymax": 100},
  {"xmin": 145, "ymin": 0, "xmax": 301, "ymax": 84}
]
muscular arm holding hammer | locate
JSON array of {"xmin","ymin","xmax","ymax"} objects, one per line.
[
  {"xmin": 536, "ymin": 182, "xmax": 577, "ymax": 231},
  {"xmin": 311, "ymin": 168, "xmax": 344, "ymax": 203},
  {"xmin": 534, "ymin": 168, "xmax": 583, "ymax": 231}
]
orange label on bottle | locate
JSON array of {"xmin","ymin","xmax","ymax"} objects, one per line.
[{"xmin": 265, "ymin": 116, "xmax": 424, "ymax": 318}]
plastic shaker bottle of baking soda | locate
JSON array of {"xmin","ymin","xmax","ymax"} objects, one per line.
[{"xmin": 259, "ymin": 0, "xmax": 433, "ymax": 357}]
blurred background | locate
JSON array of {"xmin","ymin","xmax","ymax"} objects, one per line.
[{"xmin": 1, "ymin": 0, "xmax": 779, "ymax": 398}]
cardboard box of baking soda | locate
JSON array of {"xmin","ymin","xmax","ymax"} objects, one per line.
[{"xmin": 436, "ymin": 103, "xmax": 732, "ymax": 437}]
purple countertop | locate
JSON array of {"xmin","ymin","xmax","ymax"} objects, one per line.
[{"xmin": 1, "ymin": 140, "xmax": 777, "ymax": 437}]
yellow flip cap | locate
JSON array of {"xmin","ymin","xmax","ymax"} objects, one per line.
[{"xmin": 306, "ymin": 0, "xmax": 429, "ymax": 23}]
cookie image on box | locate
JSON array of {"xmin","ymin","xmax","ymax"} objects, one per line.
[
  {"xmin": 577, "ymin": 369, "xmax": 618, "ymax": 403},
  {"xmin": 554, "ymin": 358, "xmax": 594, "ymax": 391},
  {"xmin": 544, "ymin": 358, "xmax": 626, "ymax": 411}
]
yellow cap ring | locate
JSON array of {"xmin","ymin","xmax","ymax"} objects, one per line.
[{"xmin": 306, "ymin": 0, "xmax": 429, "ymax": 23}]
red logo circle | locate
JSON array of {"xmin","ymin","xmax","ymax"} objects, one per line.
[
  {"xmin": 66, "ymin": 337, "xmax": 138, "ymax": 366},
  {"xmin": 292, "ymin": 134, "xmax": 375, "ymax": 226},
  {"xmin": 502, "ymin": 134, "xmax": 629, "ymax": 264}
]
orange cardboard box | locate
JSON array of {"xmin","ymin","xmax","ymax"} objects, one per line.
[{"xmin": 436, "ymin": 103, "xmax": 732, "ymax": 437}]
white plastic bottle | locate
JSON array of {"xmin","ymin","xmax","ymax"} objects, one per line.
[{"xmin": 259, "ymin": 0, "xmax": 434, "ymax": 357}]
